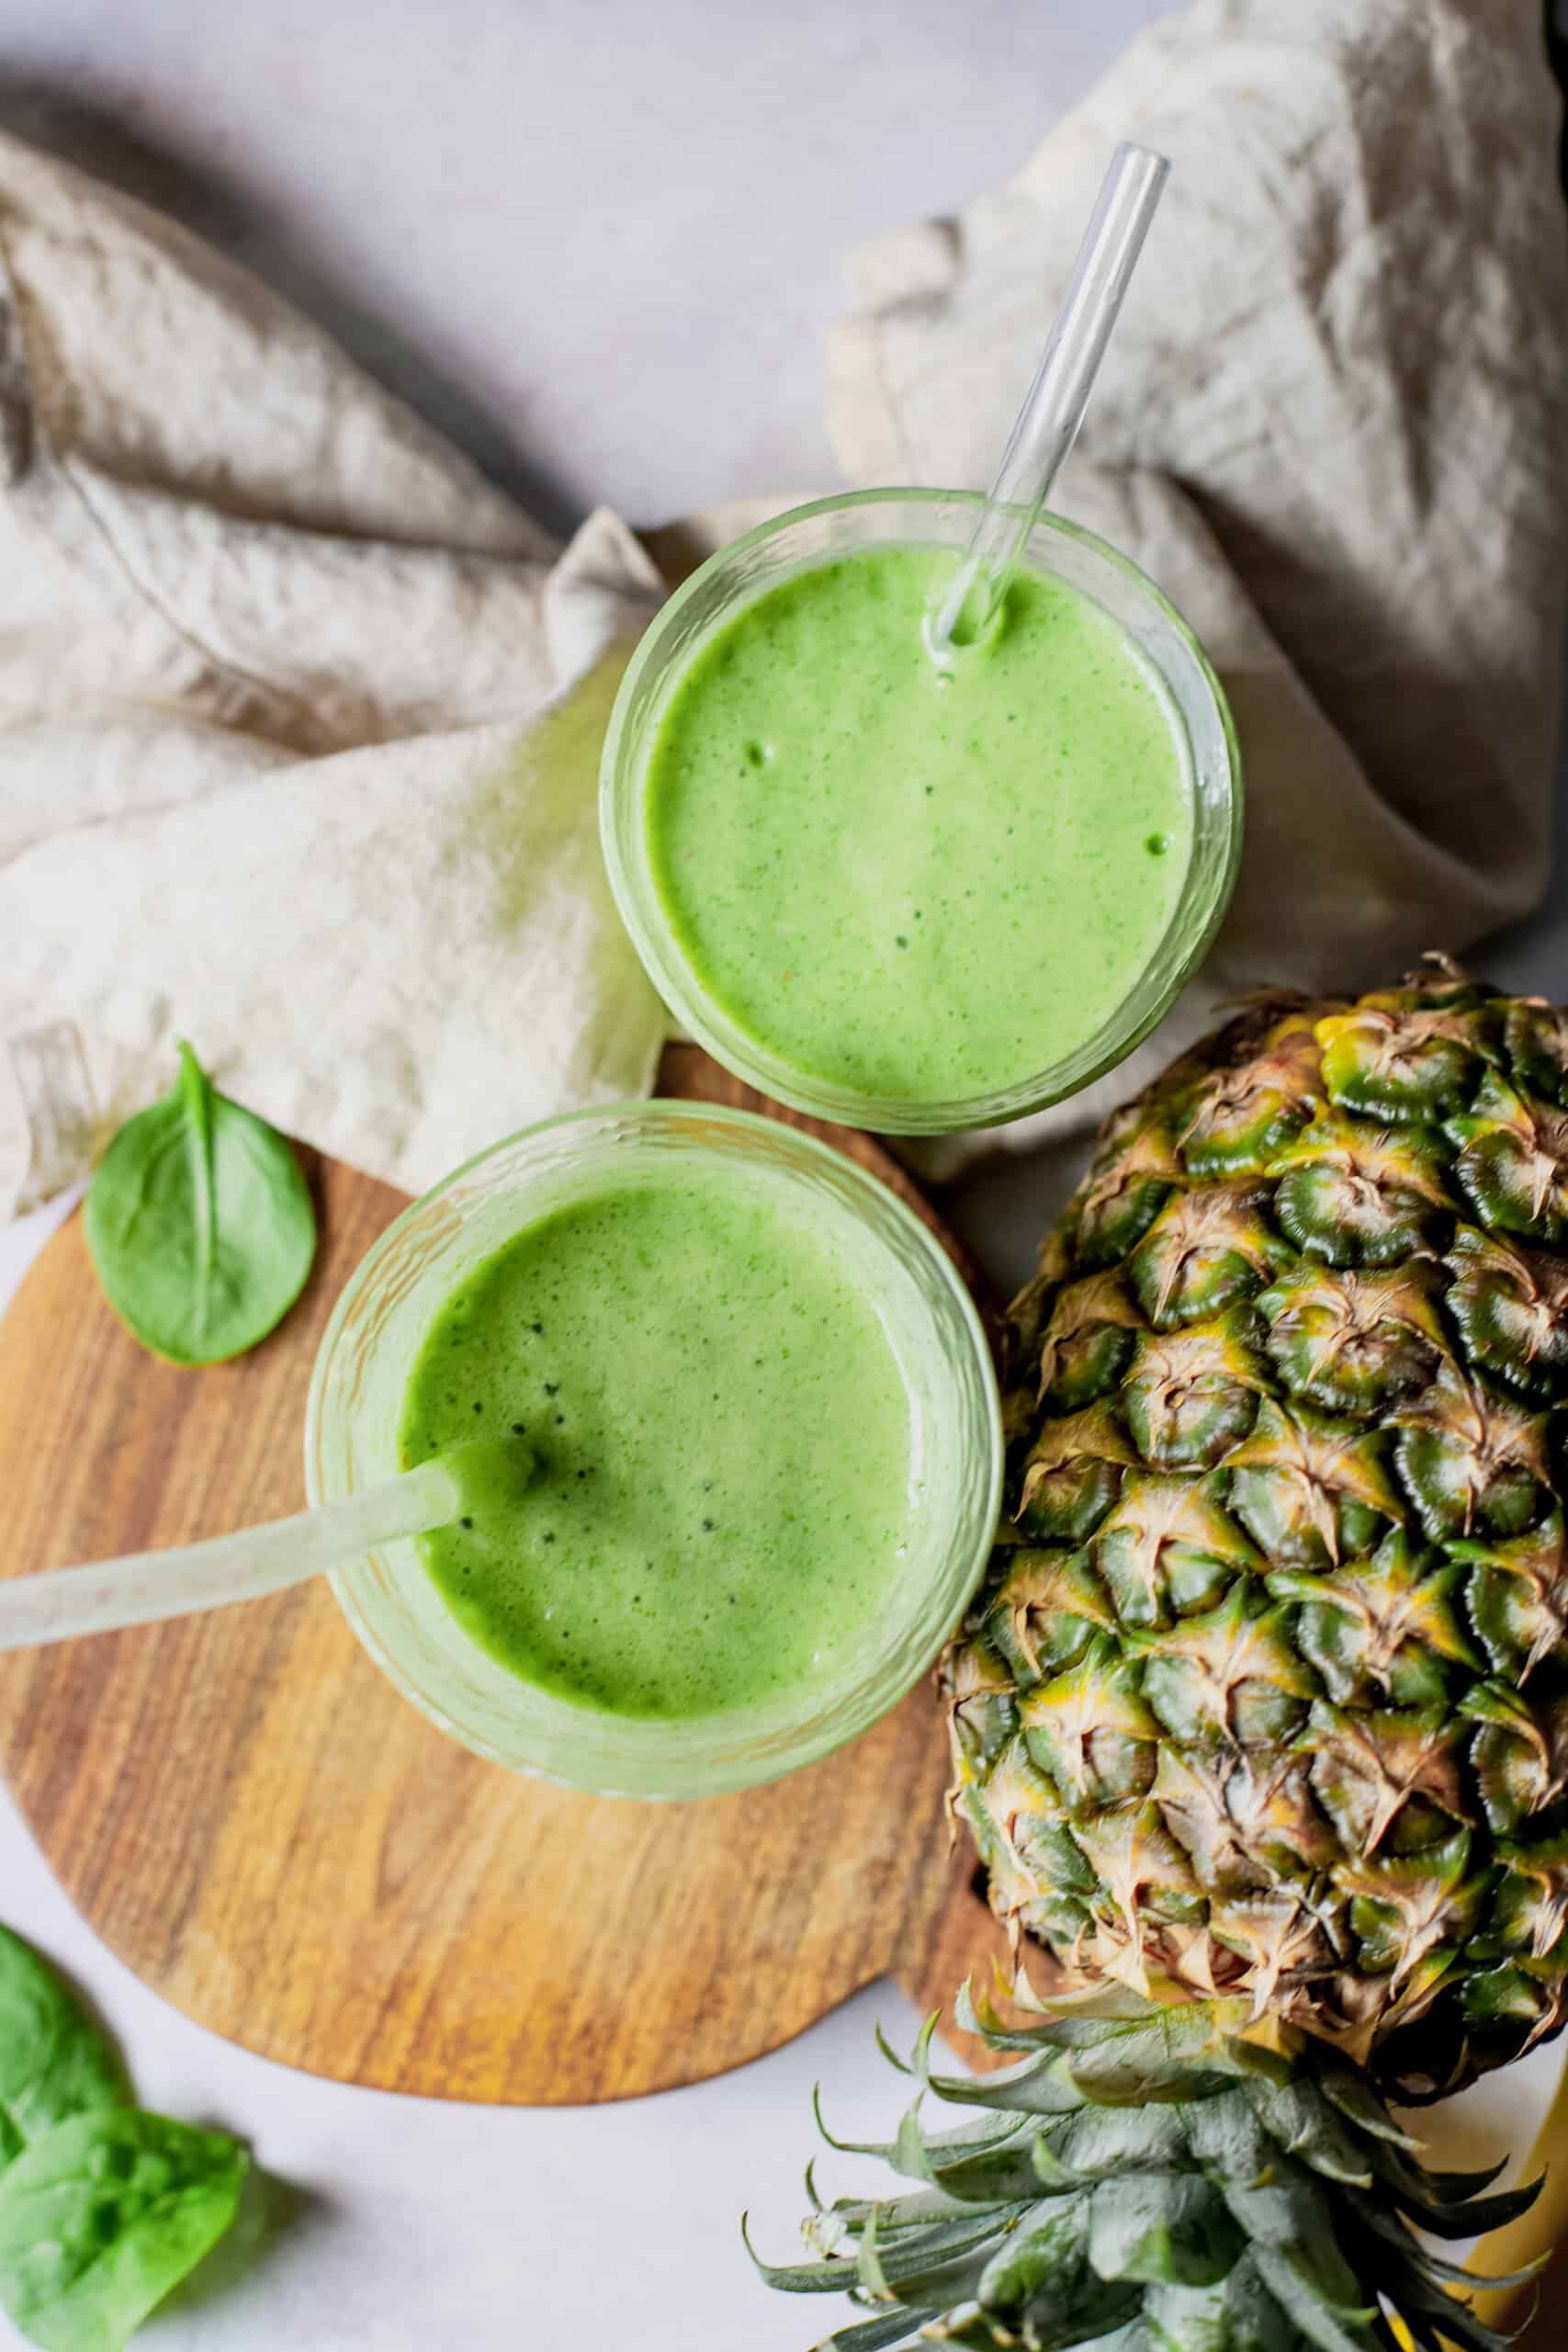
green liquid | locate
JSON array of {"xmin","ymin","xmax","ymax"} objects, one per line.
[
  {"xmin": 644, "ymin": 544, "xmax": 1193, "ymax": 1103},
  {"xmin": 398, "ymin": 1170, "xmax": 919, "ymax": 1719}
]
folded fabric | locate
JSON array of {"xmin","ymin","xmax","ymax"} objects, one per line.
[
  {"xmin": 0, "ymin": 129, "xmax": 671, "ymax": 1215},
  {"xmin": 830, "ymin": 0, "xmax": 1568, "ymax": 1172},
  {"xmin": 2, "ymin": 0, "xmax": 1563, "ymax": 1216}
]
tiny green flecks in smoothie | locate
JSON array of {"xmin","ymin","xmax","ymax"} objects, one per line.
[
  {"xmin": 643, "ymin": 544, "xmax": 1194, "ymax": 1103},
  {"xmin": 398, "ymin": 1176, "xmax": 918, "ymax": 1720}
]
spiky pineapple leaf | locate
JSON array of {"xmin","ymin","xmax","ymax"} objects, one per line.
[
  {"xmin": 1382, "ymin": 2268, "xmax": 1523, "ymax": 2352},
  {"xmin": 1088, "ymin": 2173, "xmax": 1246, "ymax": 2286},
  {"xmin": 1145, "ymin": 2254, "xmax": 1300, "ymax": 2352},
  {"xmin": 854, "ymin": 2209, "xmax": 1018, "ymax": 2301},
  {"xmin": 1373, "ymin": 2164, "xmax": 1542, "ymax": 2240},
  {"xmin": 1242, "ymin": 2076, "xmax": 1371, "ymax": 2187},
  {"xmin": 1043, "ymin": 2101, "xmax": 1193, "ymax": 2181},
  {"xmin": 760, "ymin": 1991, "xmax": 1548, "ymax": 2352},
  {"xmin": 740, "ymin": 2215, "xmax": 863, "ymax": 2296},
  {"xmin": 1348, "ymin": 2199, "xmax": 1544, "ymax": 2293},
  {"xmin": 814, "ymin": 2080, "xmax": 1034, "ymax": 2198},
  {"xmin": 974, "ymin": 2192, "xmax": 1090, "ymax": 2310},
  {"xmin": 1180, "ymin": 2088, "xmax": 1276, "ymax": 2188},
  {"xmin": 815, "ymin": 2187, "xmax": 1003, "ymax": 2240},
  {"xmin": 1065, "ymin": 2008, "xmax": 1292, "ymax": 2105},
  {"xmin": 809, "ymin": 2304, "xmax": 943, "ymax": 2350},
  {"xmin": 1248, "ymin": 2246, "xmax": 1378, "ymax": 2352},
  {"xmin": 1220, "ymin": 2174, "xmax": 1347, "ymax": 2272},
  {"xmin": 1314, "ymin": 2064, "xmax": 1421, "ymax": 2151},
  {"xmin": 919, "ymin": 2052, "xmax": 1086, "ymax": 2119}
]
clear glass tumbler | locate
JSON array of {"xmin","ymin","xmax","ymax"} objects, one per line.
[
  {"xmin": 601, "ymin": 488, "xmax": 1242, "ymax": 1136},
  {"xmin": 305, "ymin": 1102, "xmax": 1001, "ymax": 1799}
]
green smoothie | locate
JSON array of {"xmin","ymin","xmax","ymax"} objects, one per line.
[
  {"xmin": 397, "ymin": 1166, "xmax": 919, "ymax": 1719},
  {"xmin": 643, "ymin": 544, "xmax": 1192, "ymax": 1104}
]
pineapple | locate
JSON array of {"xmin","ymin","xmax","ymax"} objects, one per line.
[{"xmin": 758, "ymin": 962, "xmax": 1568, "ymax": 2350}]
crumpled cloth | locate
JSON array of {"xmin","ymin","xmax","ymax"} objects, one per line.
[{"xmin": 2, "ymin": 0, "xmax": 1564, "ymax": 1216}]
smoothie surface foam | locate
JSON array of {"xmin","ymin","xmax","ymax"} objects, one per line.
[
  {"xmin": 644, "ymin": 542, "xmax": 1193, "ymax": 1104},
  {"xmin": 399, "ymin": 1167, "xmax": 919, "ymax": 1719}
]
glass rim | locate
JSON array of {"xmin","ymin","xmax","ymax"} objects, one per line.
[
  {"xmin": 600, "ymin": 485, "xmax": 1244, "ymax": 1136},
  {"xmin": 304, "ymin": 1097, "xmax": 1004, "ymax": 1798}
]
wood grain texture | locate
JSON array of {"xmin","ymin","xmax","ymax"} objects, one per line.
[{"xmin": 0, "ymin": 1046, "xmax": 1006, "ymax": 2103}]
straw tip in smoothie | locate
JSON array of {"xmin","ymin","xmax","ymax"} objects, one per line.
[{"xmin": 444, "ymin": 1432, "xmax": 543, "ymax": 1522}]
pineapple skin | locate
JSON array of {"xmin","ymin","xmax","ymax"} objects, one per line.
[{"xmin": 951, "ymin": 961, "xmax": 1568, "ymax": 2102}]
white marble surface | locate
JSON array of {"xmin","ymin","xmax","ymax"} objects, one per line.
[{"xmin": 0, "ymin": 2, "xmax": 1566, "ymax": 2346}]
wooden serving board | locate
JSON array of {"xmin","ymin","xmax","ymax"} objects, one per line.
[{"xmin": 0, "ymin": 1046, "xmax": 1010, "ymax": 2104}]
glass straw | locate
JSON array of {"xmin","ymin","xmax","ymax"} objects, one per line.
[
  {"xmin": 928, "ymin": 141, "xmax": 1170, "ymax": 659},
  {"xmin": 0, "ymin": 1437, "xmax": 538, "ymax": 1651}
]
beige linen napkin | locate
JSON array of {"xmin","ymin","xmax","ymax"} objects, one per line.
[
  {"xmin": 2, "ymin": 0, "xmax": 1564, "ymax": 1217},
  {"xmin": 0, "ymin": 136, "xmax": 670, "ymax": 1215},
  {"xmin": 833, "ymin": 0, "xmax": 1568, "ymax": 1174}
]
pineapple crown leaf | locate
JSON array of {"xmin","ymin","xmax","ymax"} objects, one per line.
[
  {"xmin": 908, "ymin": 2011, "xmax": 942, "ymax": 2087},
  {"xmin": 854, "ymin": 2202, "xmax": 894, "ymax": 2304},
  {"xmin": 1313, "ymin": 2059, "xmax": 1422, "ymax": 2152},
  {"xmin": 1368, "ymin": 2143, "xmax": 1542, "ymax": 2238},
  {"xmin": 904, "ymin": 2014, "xmax": 1058, "ymax": 2119},
  {"xmin": 1382, "ymin": 2268, "xmax": 1527, "ymax": 2352},
  {"xmin": 951, "ymin": 1978, "xmax": 986, "ymax": 2041},
  {"xmin": 742, "ymin": 2210, "xmax": 853, "ymax": 2296},
  {"xmin": 1351, "ymin": 2198, "xmax": 1546, "ymax": 2295},
  {"xmin": 758, "ymin": 1996, "xmax": 1543, "ymax": 2352},
  {"xmin": 876, "ymin": 2020, "xmax": 919, "ymax": 2080},
  {"xmin": 955, "ymin": 1971, "xmax": 1110, "ymax": 2056},
  {"xmin": 809, "ymin": 2310, "xmax": 945, "ymax": 2350},
  {"xmin": 1241, "ymin": 2073, "xmax": 1372, "ymax": 2186},
  {"xmin": 1246, "ymin": 2244, "xmax": 1379, "ymax": 2352}
]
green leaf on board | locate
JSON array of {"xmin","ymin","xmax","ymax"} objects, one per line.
[{"xmin": 84, "ymin": 1041, "xmax": 316, "ymax": 1366}]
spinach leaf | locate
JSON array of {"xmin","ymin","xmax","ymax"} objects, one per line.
[
  {"xmin": 0, "ymin": 2109, "xmax": 245, "ymax": 2352},
  {"xmin": 0, "ymin": 1929, "xmax": 125, "ymax": 2175},
  {"xmin": 84, "ymin": 1042, "xmax": 316, "ymax": 1366}
]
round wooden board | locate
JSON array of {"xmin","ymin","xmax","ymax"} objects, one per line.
[{"xmin": 0, "ymin": 1047, "xmax": 1010, "ymax": 2103}]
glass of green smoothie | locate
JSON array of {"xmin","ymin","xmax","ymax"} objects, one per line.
[
  {"xmin": 601, "ymin": 489, "xmax": 1241, "ymax": 1136},
  {"xmin": 305, "ymin": 1102, "xmax": 1000, "ymax": 1798}
]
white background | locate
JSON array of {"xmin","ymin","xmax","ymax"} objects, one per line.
[{"xmin": 1, "ymin": 3, "xmax": 1566, "ymax": 2346}]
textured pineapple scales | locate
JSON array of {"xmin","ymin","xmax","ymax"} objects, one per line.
[{"xmin": 951, "ymin": 962, "xmax": 1568, "ymax": 2099}]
